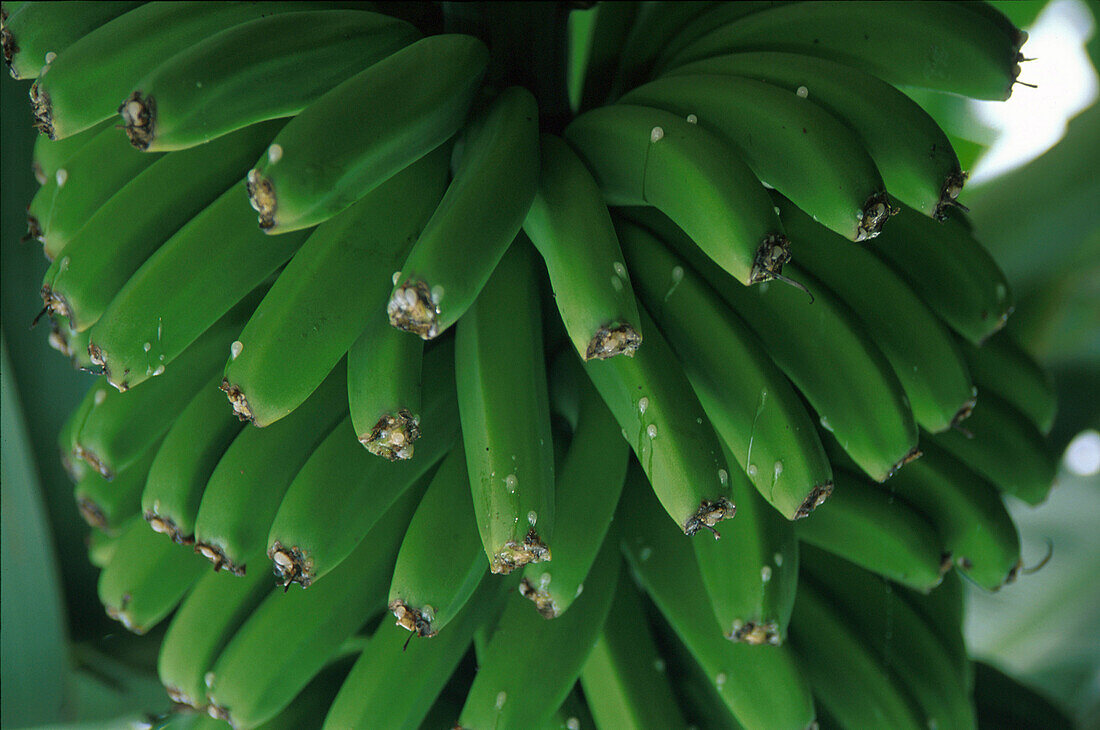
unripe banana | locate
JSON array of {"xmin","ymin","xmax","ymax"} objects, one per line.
[
  {"xmin": 619, "ymin": 466, "xmax": 816, "ymax": 730},
  {"xmin": 617, "ymin": 211, "xmax": 833, "ymax": 519},
  {"xmin": 565, "ymin": 103, "xmax": 789, "ymax": 286},
  {"xmin": 75, "ymin": 435, "xmax": 160, "ymax": 533},
  {"xmin": 957, "ymin": 330, "xmax": 1056, "ymax": 435},
  {"xmin": 388, "ymin": 86, "xmax": 540, "ymax": 340},
  {"xmin": 119, "ymin": 10, "xmax": 420, "ymax": 151},
  {"xmin": 246, "ymin": 34, "xmax": 489, "ymax": 234},
  {"xmin": 143, "ymin": 375, "xmax": 245, "ymax": 545},
  {"xmin": 621, "ymin": 73, "xmax": 891, "ymax": 241},
  {"xmin": 29, "ymin": 117, "xmax": 112, "ymax": 187},
  {"xmin": 523, "ymin": 134, "xmax": 642, "ymax": 360},
  {"xmin": 611, "ymin": 1, "xmax": 716, "ymax": 96},
  {"xmin": 456, "ymin": 242, "xmax": 556, "ymax": 573},
  {"xmin": 2, "ymin": 0, "xmax": 139, "ymax": 80},
  {"xmin": 223, "ymin": 143, "xmax": 450, "ymax": 428},
  {"xmin": 267, "ymin": 341, "xmax": 458, "ymax": 588}
]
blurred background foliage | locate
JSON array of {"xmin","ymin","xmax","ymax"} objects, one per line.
[{"xmin": 2, "ymin": 1, "xmax": 1097, "ymax": 727}]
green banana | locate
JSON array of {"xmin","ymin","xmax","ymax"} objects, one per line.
[
  {"xmin": 87, "ymin": 525, "xmax": 121, "ymax": 569},
  {"xmin": 774, "ymin": 195, "xmax": 977, "ymax": 433},
  {"xmin": 620, "ymin": 74, "xmax": 891, "ymax": 241},
  {"xmin": 456, "ymin": 530, "xmax": 620, "ymax": 730},
  {"xmin": 456, "ymin": 242, "xmax": 556, "ymax": 573},
  {"xmin": 206, "ymin": 489, "xmax": 419, "ymax": 729},
  {"xmin": 267, "ymin": 342, "xmax": 458, "ymax": 588},
  {"xmin": 802, "ymin": 547, "xmax": 977, "ymax": 730},
  {"xmin": 75, "ymin": 435, "xmax": 160, "ymax": 533},
  {"xmin": 571, "ymin": 0, "xmax": 639, "ymax": 112},
  {"xmin": 789, "ymin": 578, "xmax": 923, "ymax": 730},
  {"xmin": 611, "ymin": 1, "xmax": 716, "ymax": 96},
  {"xmin": 42, "ymin": 120, "xmax": 282, "ymax": 334},
  {"xmin": 87, "ymin": 184, "xmax": 301, "ymax": 393},
  {"xmin": 223, "ymin": 144, "xmax": 450, "ymax": 428},
  {"xmin": 97, "ymin": 516, "xmax": 208, "ymax": 635},
  {"xmin": 59, "ymin": 376, "xmax": 107, "ymax": 481},
  {"xmin": 664, "ymin": 1, "xmax": 1025, "ymax": 101},
  {"xmin": 956, "ymin": 331, "xmax": 1056, "ymax": 435},
  {"xmin": 324, "ymin": 576, "xmax": 515, "ymax": 730},
  {"xmin": 667, "ymin": 52, "xmax": 967, "ymax": 220},
  {"xmin": 794, "ymin": 468, "xmax": 947, "ymax": 591},
  {"xmin": 28, "ymin": 123, "xmax": 162, "ymax": 261},
  {"xmin": 29, "ymin": 117, "xmax": 112, "ymax": 187},
  {"xmin": 158, "ymin": 566, "xmax": 273, "ymax": 708},
  {"xmin": 348, "ymin": 318, "xmax": 425, "ymax": 460},
  {"xmin": 46, "ymin": 313, "xmax": 94, "ymax": 370},
  {"xmin": 522, "ymin": 134, "xmax": 642, "ymax": 360},
  {"xmin": 520, "ymin": 360, "xmax": 629, "ymax": 618},
  {"xmin": 193, "ymin": 365, "xmax": 348, "ymax": 575},
  {"xmin": 616, "ymin": 212, "xmax": 833, "ymax": 519},
  {"xmin": 74, "ymin": 301, "xmax": 253, "ymax": 479},
  {"xmin": 930, "ymin": 392, "xmax": 1056, "ymax": 506},
  {"xmin": 694, "ymin": 442, "xmax": 798, "ymax": 645},
  {"xmin": 120, "ymin": 10, "xmax": 419, "ymax": 151},
  {"xmin": 246, "ymin": 33, "xmax": 488, "ymax": 234},
  {"xmin": 142, "ymin": 375, "xmax": 244, "ymax": 545},
  {"xmin": 619, "ymin": 467, "xmax": 816, "ymax": 730},
  {"xmin": 29, "ymin": 1, "xmax": 316, "ymax": 139},
  {"xmin": 647, "ymin": 210, "xmax": 920, "ymax": 482},
  {"xmin": 889, "ymin": 439, "xmax": 1021, "ymax": 590},
  {"xmin": 2, "ymin": 0, "xmax": 139, "ymax": 80},
  {"xmin": 649, "ymin": 2, "xmax": 790, "ymax": 76},
  {"xmin": 897, "ymin": 571, "xmax": 971, "ymax": 686},
  {"xmin": 868, "ymin": 204, "xmax": 1014, "ymax": 346},
  {"xmin": 564, "ymin": 103, "xmax": 790, "ymax": 285},
  {"xmin": 388, "ymin": 86, "xmax": 540, "ymax": 340},
  {"xmin": 579, "ymin": 576, "xmax": 689, "ymax": 730},
  {"xmin": 388, "ymin": 444, "xmax": 486, "ymax": 638}
]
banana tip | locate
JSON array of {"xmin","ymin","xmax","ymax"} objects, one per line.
[
  {"xmin": 389, "ymin": 599, "xmax": 438, "ymax": 637},
  {"xmin": 246, "ymin": 169, "xmax": 277, "ymax": 230},
  {"xmin": 518, "ymin": 577, "xmax": 560, "ymax": 619},
  {"xmin": 29, "ymin": 80, "xmax": 54, "ymax": 138},
  {"xmin": 119, "ymin": 91, "xmax": 154, "ymax": 150},
  {"xmin": 388, "ymin": 279, "xmax": 441, "ymax": 339},
  {"xmin": 270, "ymin": 542, "xmax": 312, "ymax": 588},
  {"xmin": 360, "ymin": 409, "xmax": 421, "ymax": 460},
  {"xmin": 684, "ymin": 497, "xmax": 736, "ymax": 537},
  {"xmin": 585, "ymin": 323, "xmax": 642, "ymax": 360},
  {"xmin": 78, "ymin": 446, "xmax": 115, "ymax": 480},
  {"xmin": 934, "ymin": 171, "xmax": 969, "ymax": 221},
  {"xmin": 855, "ymin": 192, "xmax": 896, "ymax": 241},
  {"xmin": 220, "ymin": 378, "xmax": 255, "ymax": 423},
  {"xmin": 749, "ymin": 233, "xmax": 791, "ymax": 284},
  {"xmin": 195, "ymin": 541, "xmax": 246, "ymax": 576},
  {"xmin": 729, "ymin": 619, "xmax": 782, "ymax": 646},
  {"xmin": 795, "ymin": 481, "xmax": 834, "ymax": 519},
  {"xmin": 77, "ymin": 497, "xmax": 108, "ymax": 529},
  {"xmin": 882, "ymin": 447, "xmax": 923, "ymax": 481},
  {"xmin": 26, "ymin": 212, "xmax": 42, "ymax": 242},
  {"xmin": 145, "ymin": 511, "xmax": 193, "ymax": 545},
  {"xmin": 490, "ymin": 529, "xmax": 551, "ymax": 574}
]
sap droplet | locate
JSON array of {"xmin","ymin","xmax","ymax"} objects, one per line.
[
  {"xmin": 55, "ymin": 168, "xmax": 68, "ymax": 187},
  {"xmin": 639, "ymin": 546, "xmax": 653, "ymax": 561},
  {"xmin": 747, "ymin": 464, "xmax": 757, "ymax": 477},
  {"xmin": 566, "ymin": 718, "xmax": 580, "ymax": 730},
  {"xmin": 575, "ymin": 583, "xmax": 584, "ymax": 597},
  {"xmin": 153, "ymin": 365, "xmax": 165, "ymax": 377},
  {"xmin": 611, "ymin": 275, "xmax": 624, "ymax": 292},
  {"xmin": 761, "ymin": 565, "xmax": 773, "ymax": 583},
  {"xmin": 613, "ymin": 261, "xmax": 627, "ymax": 279},
  {"xmin": 527, "ymin": 510, "xmax": 538, "ymax": 526},
  {"xmin": 504, "ymin": 474, "xmax": 517, "ymax": 493},
  {"xmin": 671, "ymin": 266, "xmax": 684, "ymax": 283},
  {"xmin": 638, "ymin": 397, "xmax": 649, "ymax": 415},
  {"xmin": 715, "ymin": 673, "xmax": 727, "ymax": 689},
  {"xmin": 696, "ymin": 418, "xmax": 703, "ymax": 424},
  {"xmin": 495, "ymin": 691, "xmax": 507, "ymax": 710},
  {"xmin": 538, "ymin": 572, "xmax": 551, "ymax": 590},
  {"xmin": 773, "ymin": 461, "xmax": 783, "ymax": 480},
  {"xmin": 796, "ymin": 85, "xmax": 809, "ymax": 98},
  {"xmin": 94, "ymin": 389, "xmax": 107, "ymax": 406},
  {"xmin": 995, "ymin": 283, "xmax": 1007, "ymax": 302},
  {"xmin": 650, "ymin": 126, "xmax": 664, "ymax": 143},
  {"xmin": 430, "ymin": 285, "xmax": 444, "ymax": 304},
  {"xmin": 686, "ymin": 113, "xmax": 698, "ymax": 124},
  {"xmin": 143, "ymin": 342, "xmax": 151, "ymax": 352},
  {"xmin": 267, "ymin": 144, "xmax": 283, "ymax": 164},
  {"xmin": 774, "ymin": 552, "xmax": 784, "ymax": 567},
  {"xmin": 654, "ymin": 658, "xmax": 666, "ymax": 672},
  {"xmin": 646, "ymin": 424, "xmax": 658, "ymax": 439},
  {"xmin": 718, "ymin": 468, "xmax": 728, "ymax": 485},
  {"xmin": 44, "ymin": 51, "xmax": 57, "ymax": 64},
  {"xmin": 392, "ymin": 270, "xmax": 401, "ymax": 286},
  {"xmin": 819, "ymin": 415, "xmax": 834, "ymax": 432},
  {"xmin": 230, "ymin": 340, "xmax": 244, "ymax": 360}
]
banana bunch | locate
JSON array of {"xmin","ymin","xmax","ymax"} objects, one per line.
[{"xmin": 8, "ymin": 1, "xmax": 1064, "ymax": 728}]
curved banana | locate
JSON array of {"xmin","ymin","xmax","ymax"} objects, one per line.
[
  {"xmin": 142, "ymin": 375, "xmax": 244, "ymax": 545},
  {"xmin": 29, "ymin": 117, "xmax": 112, "ymax": 187},
  {"xmin": 619, "ymin": 467, "xmax": 816, "ymax": 730},
  {"xmin": 97, "ymin": 517, "xmax": 208, "ymax": 635},
  {"xmin": 564, "ymin": 103, "xmax": 789, "ymax": 285},
  {"xmin": 775, "ymin": 195, "xmax": 976, "ymax": 433},
  {"xmin": 664, "ymin": 1, "xmax": 1025, "ymax": 101},
  {"xmin": 890, "ymin": 439, "xmax": 1021, "ymax": 590},
  {"xmin": 667, "ymin": 51, "xmax": 967, "ymax": 220},
  {"xmin": 193, "ymin": 365, "xmax": 348, "ymax": 575},
  {"xmin": 649, "ymin": 1, "xmax": 790, "ymax": 76},
  {"xmin": 158, "ymin": 566, "xmax": 273, "ymax": 708},
  {"xmin": 246, "ymin": 33, "xmax": 488, "ymax": 234},
  {"xmin": 388, "ymin": 86, "xmax": 540, "ymax": 340},
  {"xmin": 387, "ymin": 444, "xmax": 486, "ymax": 638},
  {"xmin": 266, "ymin": 343, "xmax": 457, "ymax": 588},
  {"xmin": 611, "ymin": 1, "xmax": 716, "ymax": 96},
  {"xmin": 75, "ymin": 435, "xmax": 160, "ymax": 533},
  {"xmin": 2, "ymin": 0, "xmax": 139, "ymax": 80},
  {"xmin": 621, "ymin": 74, "xmax": 891, "ymax": 241},
  {"xmin": 897, "ymin": 571, "xmax": 971, "ymax": 685},
  {"xmin": 456, "ymin": 242, "xmax": 555, "ymax": 573},
  {"xmin": 648, "ymin": 210, "xmax": 920, "ymax": 482},
  {"xmin": 120, "ymin": 10, "xmax": 419, "ymax": 151},
  {"xmin": 29, "ymin": 1, "xmax": 315, "ymax": 139},
  {"xmin": 222, "ymin": 144, "xmax": 449, "ymax": 428},
  {"xmin": 617, "ymin": 212, "xmax": 833, "ymax": 519},
  {"xmin": 956, "ymin": 331, "xmax": 1056, "ymax": 435},
  {"xmin": 795, "ymin": 468, "xmax": 947, "ymax": 591},
  {"xmin": 523, "ymin": 134, "xmax": 642, "ymax": 360}
]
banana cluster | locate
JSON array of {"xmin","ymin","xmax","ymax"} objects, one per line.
[{"xmin": 5, "ymin": 1, "xmax": 1063, "ymax": 728}]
